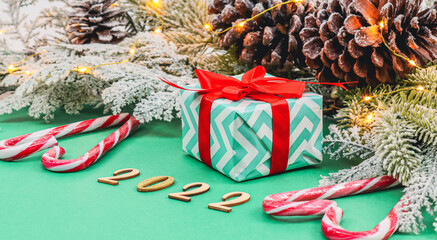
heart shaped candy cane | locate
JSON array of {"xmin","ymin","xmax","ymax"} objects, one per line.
[{"xmin": 263, "ymin": 176, "xmax": 401, "ymax": 240}]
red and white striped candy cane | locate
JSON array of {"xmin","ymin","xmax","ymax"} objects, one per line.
[
  {"xmin": 0, "ymin": 113, "xmax": 130, "ymax": 161},
  {"xmin": 41, "ymin": 116, "xmax": 140, "ymax": 172},
  {"xmin": 263, "ymin": 176, "xmax": 401, "ymax": 240},
  {"xmin": 0, "ymin": 113, "xmax": 140, "ymax": 173}
]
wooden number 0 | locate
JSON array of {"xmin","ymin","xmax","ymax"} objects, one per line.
[
  {"xmin": 137, "ymin": 176, "xmax": 175, "ymax": 192},
  {"xmin": 208, "ymin": 192, "xmax": 250, "ymax": 213},
  {"xmin": 98, "ymin": 168, "xmax": 140, "ymax": 185},
  {"xmin": 168, "ymin": 182, "xmax": 210, "ymax": 202}
]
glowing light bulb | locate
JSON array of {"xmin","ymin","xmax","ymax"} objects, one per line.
[
  {"xmin": 417, "ymin": 86, "xmax": 424, "ymax": 91},
  {"xmin": 24, "ymin": 70, "xmax": 31, "ymax": 75},
  {"xmin": 204, "ymin": 23, "xmax": 211, "ymax": 31},
  {"xmin": 129, "ymin": 48, "xmax": 135, "ymax": 55},
  {"xmin": 0, "ymin": 30, "xmax": 5, "ymax": 35},
  {"xmin": 238, "ymin": 22, "xmax": 245, "ymax": 27},
  {"xmin": 365, "ymin": 113, "xmax": 374, "ymax": 123},
  {"xmin": 379, "ymin": 21, "xmax": 385, "ymax": 29},
  {"xmin": 154, "ymin": 28, "xmax": 162, "ymax": 33},
  {"xmin": 364, "ymin": 96, "xmax": 372, "ymax": 101},
  {"xmin": 76, "ymin": 67, "xmax": 90, "ymax": 74},
  {"xmin": 7, "ymin": 64, "xmax": 17, "ymax": 73},
  {"xmin": 153, "ymin": 0, "xmax": 159, "ymax": 4},
  {"xmin": 408, "ymin": 60, "xmax": 418, "ymax": 67}
]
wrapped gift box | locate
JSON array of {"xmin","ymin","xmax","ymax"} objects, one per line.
[{"xmin": 180, "ymin": 75, "xmax": 323, "ymax": 182}]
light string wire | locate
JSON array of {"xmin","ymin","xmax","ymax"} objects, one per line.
[
  {"xmin": 360, "ymin": 18, "xmax": 437, "ymax": 104},
  {"xmin": 69, "ymin": 42, "xmax": 137, "ymax": 74},
  {"xmin": 209, "ymin": 0, "xmax": 303, "ymax": 34}
]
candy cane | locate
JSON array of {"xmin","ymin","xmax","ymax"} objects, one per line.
[
  {"xmin": 0, "ymin": 113, "xmax": 130, "ymax": 161},
  {"xmin": 41, "ymin": 116, "xmax": 140, "ymax": 172},
  {"xmin": 263, "ymin": 176, "xmax": 401, "ymax": 240},
  {"xmin": 0, "ymin": 113, "xmax": 140, "ymax": 173}
]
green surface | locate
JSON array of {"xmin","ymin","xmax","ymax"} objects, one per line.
[{"xmin": 0, "ymin": 109, "xmax": 434, "ymax": 240}]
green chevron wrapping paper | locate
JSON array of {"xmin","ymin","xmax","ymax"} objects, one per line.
[{"xmin": 181, "ymin": 85, "xmax": 323, "ymax": 182}]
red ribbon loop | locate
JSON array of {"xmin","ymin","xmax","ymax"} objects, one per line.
[
  {"xmin": 222, "ymin": 86, "xmax": 248, "ymax": 100},
  {"xmin": 160, "ymin": 66, "xmax": 355, "ymax": 177}
]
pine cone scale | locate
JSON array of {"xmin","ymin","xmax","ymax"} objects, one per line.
[{"xmin": 67, "ymin": 0, "xmax": 127, "ymax": 45}]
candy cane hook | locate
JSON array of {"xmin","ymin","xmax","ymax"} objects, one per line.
[
  {"xmin": 41, "ymin": 116, "xmax": 140, "ymax": 172},
  {"xmin": 263, "ymin": 176, "xmax": 401, "ymax": 240},
  {"xmin": 0, "ymin": 113, "xmax": 140, "ymax": 172}
]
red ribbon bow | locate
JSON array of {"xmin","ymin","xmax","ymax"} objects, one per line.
[{"xmin": 160, "ymin": 66, "xmax": 353, "ymax": 176}]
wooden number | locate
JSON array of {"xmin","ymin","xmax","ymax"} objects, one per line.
[
  {"xmin": 137, "ymin": 176, "xmax": 175, "ymax": 192},
  {"xmin": 98, "ymin": 168, "xmax": 140, "ymax": 185},
  {"xmin": 168, "ymin": 182, "xmax": 210, "ymax": 202},
  {"xmin": 208, "ymin": 192, "xmax": 250, "ymax": 213}
]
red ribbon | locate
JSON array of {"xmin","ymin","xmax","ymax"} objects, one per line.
[{"xmin": 160, "ymin": 66, "xmax": 353, "ymax": 175}]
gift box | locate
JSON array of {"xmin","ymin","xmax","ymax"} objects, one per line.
[{"xmin": 179, "ymin": 67, "xmax": 324, "ymax": 182}]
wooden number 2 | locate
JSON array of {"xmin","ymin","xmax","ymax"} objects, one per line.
[
  {"xmin": 208, "ymin": 192, "xmax": 250, "ymax": 213},
  {"xmin": 98, "ymin": 168, "xmax": 140, "ymax": 185},
  {"xmin": 137, "ymin": 176, "xmax": 175, "ymax": 192},
  {"xmin": 168, "ymin": 182, "xmax": 210, "ymax": 202}
]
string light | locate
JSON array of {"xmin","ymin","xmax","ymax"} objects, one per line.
[
  {"xmin": 417, "ymin": 85, "xmax": 424, "ymax": 91},
  {"xmin": 154, "ymin": 28, "xmax": 162, "ymax": 33},
  {"xmin": 377, "ymin": 17, "xmax": 437, "ymax": 70},
  {"xmin": 363, "ymin": 96, "xmax": 372, "ymax": 101},
  {"xmin": 365, "ymin": 113, "xmax": 374, "ymax": 123},
  {"xmin": 24, "ymin": 70, "xmax": 32, "ymax": 75},
  {"xmin": 209, "ymin": 0, "xmax": 304, "ymax": 34},
  {"xmin": 153, "ymin": 0, "xmax": 159, "ymax": 4},
  {"xmin": 75, "ymin": 67, "xmax": 91, "ymax": 74},
  {"xmin": 0, "ymin": 30, "xmax": 5, "ymax": 35},
  {"xmin": 204, "ymin": 23, "xmax": 212, "ymax": 31},
  {"xmin": 71, "ymin": 44, "xmax": 138, "ymax": 74},
  {"xmin": 7, "ymin": 64, "xmax": 18, "ymax": 74}
]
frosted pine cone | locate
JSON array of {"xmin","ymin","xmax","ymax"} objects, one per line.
[
  {"xmin": 209, "ymin": 0, "xmax": 315, "ymax": 74},
  {"xmin": 67, "ymin": 0, "xmax": 128, "ymax": 44},
  {"xmin": 300, "ymin": 0, "xmax": 437, "ymax": 86}
]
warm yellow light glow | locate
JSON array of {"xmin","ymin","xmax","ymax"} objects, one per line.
[
  {"xmin": 154, "ymin": 28, "xmax": 162, "ymax": 33},
  {"xmin": 365, "ymin": 113, "xmax": 374, "ymax": 123},
  {"xmin": 7, "ymin": 64, "xmax": 17, "ymax": 73},
  {"xmin": 76, "ymin": 67, "xmax": 90, "ymax": 74},
  {"xmin": 153, "ymin": 0, "xmax": 159, "ymax": 4},
  {"xmin": 0, "ymin": 30, "xmax": 5, "ymax": 35},
  {"xmin": 364, "ymin": 96, "xmax": 372, "ymax": 101},
  {"xmin": 24, "ymin": 70, "xmax": 32, "ymax": 75},
  {"xmin": 379, "ymin": 21, "xmax": 385, "ymax": 29},
  {"xmin": 417, "ymin": 86, "xmax": 425, "ymax": 91},
  {"xmin": 238, "ymin": 22, "xmax": 245, "ymax": 27},
  {"xmin": 408, "ymin": 60, "xmax": 418, "ymax": 67},
  {"xmin": 129, "ymin": 48, "xmax": 135, "ymax": 55},
  {"xmin": 204, "ymin": 23, "xmax": 211, "ymax": 31}
]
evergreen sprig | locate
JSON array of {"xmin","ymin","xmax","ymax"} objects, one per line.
[{"xmin": 323, "ymin": 66, "xmax": 437, "ymax": 233}]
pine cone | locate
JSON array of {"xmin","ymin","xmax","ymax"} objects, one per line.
[
  {"xmin": 209, "ymin": 0, "xmax": 315, "ymax": 74},
  {"xmin": 300, "ymin": 0, "xmax": 437, "ymax": 86},
  {"xmin": 67, "ymin": 0, "xmax": 127, "ymax": 44}
]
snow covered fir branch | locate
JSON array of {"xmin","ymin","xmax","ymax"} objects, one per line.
[
  {"xmin": 0, "ymin": 32, "xmax": 195, "ymax": 122},
  {"xmin": 323, "ymin": 66, "xmax": 437, "ymax": 233}
]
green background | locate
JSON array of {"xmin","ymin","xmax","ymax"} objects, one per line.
[{"xmin": 0, "ymin": 109, "xmax": 434, "ymax": 240}]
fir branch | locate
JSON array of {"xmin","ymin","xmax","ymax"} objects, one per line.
[
  {"xmin": 319, "ymin": 156, "xmax": 385, "ymax": 186},
  {"xmin": 323, "ymin": 124, "xmax": 374, "ymax": 160},
  {"xmin": 398, "ymin": 149, "xmax": 437, "ymax": 234},
  {"xmin": 0, "ymin": 33, "xmax": 195, "ymax": 121},
  {"xmin": 372, "ymin": 110, "xmax": 422, "ymax": 184}
]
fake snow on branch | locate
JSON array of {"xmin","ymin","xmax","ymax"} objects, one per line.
[{"xmin": 0, "ymin": 32, "xmax": 195, "ymax": 122}]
